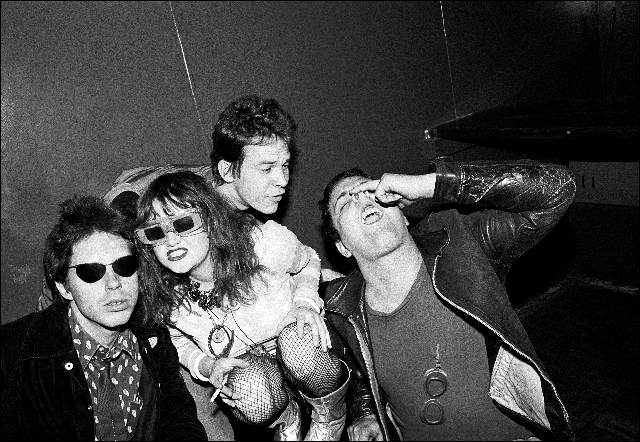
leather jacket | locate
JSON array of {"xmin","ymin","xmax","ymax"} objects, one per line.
[
  {"xmin": 324, "ymin": 159, "xmax": 576, "ymax": 441},
  {"xmin": 1, "ymin": 302, "xmax": 207, "ymax": 441}
]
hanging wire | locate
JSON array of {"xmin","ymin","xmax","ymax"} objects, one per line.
[
  {"xmin": 439, "ymin": 1, "xmax": 459, "ymax": 123},
  {"xmin": 168, "ymin": 1, "xmax": 210, "ymax": 153}
]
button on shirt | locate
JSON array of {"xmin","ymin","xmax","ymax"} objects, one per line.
[{"xmin": 69, "ymin": 307, "xmax": 143, "ymax": 440}]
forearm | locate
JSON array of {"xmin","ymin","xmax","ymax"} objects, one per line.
[
  {"xmin": 431, "ymin": 158, "xmax": 576, "ymax": 213},
  {"xmin": 428, "ymin": 158, "xmax": 576, "ymax": 266},
  {"xmin": 346, "ymin": 360, "xmax": 378, "ymax": 422},
  {"xmin": 291, "ymin": 246, "xmax": 323, "ymax": 313}
]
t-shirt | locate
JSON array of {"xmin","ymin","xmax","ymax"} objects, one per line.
[{"xmin": 367, "ymin": 263, "xmax": 529, "ymax": 440}]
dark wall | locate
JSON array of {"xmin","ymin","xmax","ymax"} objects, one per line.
[{"xmin": 2, "ymin": 1, "xmax": 638, "ymax": 324}]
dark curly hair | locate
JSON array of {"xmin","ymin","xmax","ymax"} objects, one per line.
[
  {"xmin": 210, "ymin": 95, "xmax": 297, "ymax": 185},
  {"xmin": 319, "ymin": 168, "xmax": 373, "ymax": 245},
  {"xmin": 43, "ymin": 195, "xmax": 135, "ymax": 301},
  {"xmin": 135, "ymin": 171, "xmax": 264, "ymax": 327}
]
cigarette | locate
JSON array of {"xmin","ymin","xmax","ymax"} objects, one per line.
[{"xmin": 210, "ymin": 387, "xmax": 221, "ymax": 402}]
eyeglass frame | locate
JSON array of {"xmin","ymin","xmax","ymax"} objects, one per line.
[
  {"xmin": 65, "ymin": 254, "xmax": 139, "ymax": 284},
  {"xmin": 135, "ymin": 209, "xmax": 205, "ymax": 246}
]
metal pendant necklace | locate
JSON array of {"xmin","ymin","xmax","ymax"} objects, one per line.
[
  {"xmin": 185, "ymin": 279, "xmax": 234, "ymax": 358},
  {"xmin": 206, "ymin": 307, "xmax": 234, "ymax": 358}
]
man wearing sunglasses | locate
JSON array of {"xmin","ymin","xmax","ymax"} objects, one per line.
[
  {"xmin": 319, "ymin": 159, "xmax": 576, "ymax": 441},
  {"xmin": 1, "ymin": 195, "xmax": 207, "ymax": 441}
]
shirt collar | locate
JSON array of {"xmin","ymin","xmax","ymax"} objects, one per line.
[{"xmin": 68, "ymin": 305, "xmax": 139, "ymax": 370}]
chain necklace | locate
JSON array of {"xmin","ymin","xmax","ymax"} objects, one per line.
[
  {"xmin": 185, "ymin": 279, "xmax": 268, "ymax": 358},
  {"xmin": 230, "ymin": 309, "xmax": 269, "ymax": 357},
  {"xmin": 185, "ymin": 278, "xmax": 221, "ymax": 311},
  {"xmin": 185, "ymin": 279, "xmax": 233, "ymax": 358}
]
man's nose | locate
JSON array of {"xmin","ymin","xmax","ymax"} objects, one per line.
[
  {"xmin": 104, "ymin": 267, "xmax": 122, "ymax": 289},
  {"xmin": 352, "ymin": 191, "xmax": 374, "ymax": 203},
  {"xmin": 273, "ymin": 168, "xmax": 288, "ymax": 187}
]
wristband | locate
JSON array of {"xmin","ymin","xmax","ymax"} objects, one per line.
[{"xmin": 293, "ymin": 296, "xmax": 321, "ymax": 314}]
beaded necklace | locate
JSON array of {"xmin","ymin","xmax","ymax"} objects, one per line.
[{"xmin": 184, "ymin": 278, "xmax": 221, "ymax": 311}]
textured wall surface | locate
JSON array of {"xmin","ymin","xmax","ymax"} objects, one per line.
[{"xmin": 2, "ymin": 1, "xmax": 638, "ymax": 324}]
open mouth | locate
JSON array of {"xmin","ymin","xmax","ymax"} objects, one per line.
[
  {"xmin": 361, "ymin": 205, "xmax": 383, "ymax": 225},
  {"xmin": 167, "ymin": 248, "xmax": 188, "ymax": 261}
]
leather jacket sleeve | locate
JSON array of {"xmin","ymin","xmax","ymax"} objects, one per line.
[
  {"xmin": 421, "ymin": 158, "xmax": 576, "ymax": 272},
  {"xmin": 343, "ymin": 346, "xmax": 377, "ymax": 423}
]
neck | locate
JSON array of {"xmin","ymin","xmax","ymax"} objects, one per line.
[
  {"xmin": 359, "ymin": 238, "xmax": 424, "ymax": 313},
  {"xmin": 215, "ymin": 182, "xmax": 247, "ymax": 211},
  {"xmin": 188, "ymin": 252, "xmax": 216, "ymax": 290},
  {"xmin": 71, "ymin": 303, "xmax": 122, "ymax": 347},
  {"xmin": 188, "ymin": 273, "xmax": 215, "ymax": 292}
]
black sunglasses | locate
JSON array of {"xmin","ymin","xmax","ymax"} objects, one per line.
[{"xmin": 67, "ymin": 255, "xmax": 139, "ymax": 284}]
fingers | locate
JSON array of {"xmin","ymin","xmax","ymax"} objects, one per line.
[
  {"xmin": 320, "ymin": 318, "xmax": 332, "ymax": 350},
  {"xmin": 348, "ymin": 177, "xmax": 401, "ymax": 206},
  {"xmin": 348, "ymin": 179, "xmax": 379, "ymax": 195},
  {"xmin": 296, "ymin": 315, "xmax": 306, "ymax": 339},
  {"xmin": 297, "ymin": 315, "xmax": 323, "ymax": 351}
]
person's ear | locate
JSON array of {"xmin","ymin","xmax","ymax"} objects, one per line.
[
  {"xmin": 55, "ymin": 281, "xmax": 73, "ymax": 301},
  {"xmin": 335, "ymin": 240, "xmax": 353, "ymax": 259},
  {"xmin": 217, "ymin": 160, "xmax": 235, "ymax": 184}
]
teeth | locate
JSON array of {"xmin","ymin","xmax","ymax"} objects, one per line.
[{"xmin": 362, "ymin": 206, "xmax": 382, "ymax": 225}]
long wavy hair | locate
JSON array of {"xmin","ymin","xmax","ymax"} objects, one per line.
[{"xmin": 135, "ymin": 171, "xmax": 263, "ymax": 327}]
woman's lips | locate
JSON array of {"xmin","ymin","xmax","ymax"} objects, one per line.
[{"xmin": 167, "ymin": 248, "xmax": 188, "ymax": 261}]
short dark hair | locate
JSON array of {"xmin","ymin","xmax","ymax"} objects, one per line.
[
  {"xmin": 319, "ymin": 168, "xmax": 373, "ymax": 244},
  {"xmin": 210, "ymin": 95, "xmax": 297, "ymax": 185},
  {"xmin": 43, "ymin": 195, "xmax": 134, "ymax": 300}
]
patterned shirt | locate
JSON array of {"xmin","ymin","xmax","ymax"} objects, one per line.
[{"xmin": 69, "ymin": 307, "xmax": 143, "ymax": 440}]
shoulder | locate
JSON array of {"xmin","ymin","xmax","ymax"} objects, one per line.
[
  {"xmin": 323, "ymin": 269, "xmax": 364, "ymax": 312},
  {"xmin": 131, "ymin": 321, "xmax": 173, "ymax": 354},
  {"xmin": 254, "ymin": 220, "xmax": 303, "ymax": 269},
  {"xmin": 258, "ymin": 220, "xmax": 297, "ymax": 241},
  {"xmin": 103, "ymin": 164, "xmax": 213, "ymax": 204},
  {"xmin": 2, "ymin": 312, "xmax": 37, "ymax": 347},
  {"xmin": 1, "ymin": 305, "xmax": 65, "ymax": 371},
  {"xmin": 2, "ymin": 302, "xmax": 67, "ymax": 338}
]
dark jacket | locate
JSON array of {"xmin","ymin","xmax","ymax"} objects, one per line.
[
  {"xmin": 324, "ymin": 159, "xmax": 576, "ymax": 441},
  {"xmin": 1, "ymin": 302, "xmax": 207, "ymax": 441}
]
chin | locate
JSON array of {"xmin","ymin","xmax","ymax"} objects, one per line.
[
  {"xmin": 162, "ymin": 261, "xmax": 192, "ymax": 275},
  {"xmin": 258, "ymin": 204, "xmax": 278, "ymax": 215},
  {"xmin": 105, "ymin": 311, "xmax": 135, "ymax": 327}
]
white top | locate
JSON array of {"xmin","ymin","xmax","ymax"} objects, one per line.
[{"xmin": 169, "ymin": 220, "xmax": 322, "ymax": 381}]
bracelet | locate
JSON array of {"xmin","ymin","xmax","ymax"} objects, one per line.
[
  {"xmin": 192, "ymin": 353, "xmax": 210, "ymax": 382},
  {"xmin": 293, "ymin": 296, "xmax": 321, "ymax": 314}
]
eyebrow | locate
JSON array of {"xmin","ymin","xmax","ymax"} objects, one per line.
[
  {"xmin": 333, "ymin": 190, "xmax": 351, "ymax": 211},
  {"xmin": 256, "ymin": 158, "xmax": 290, "ymax": 166}
]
